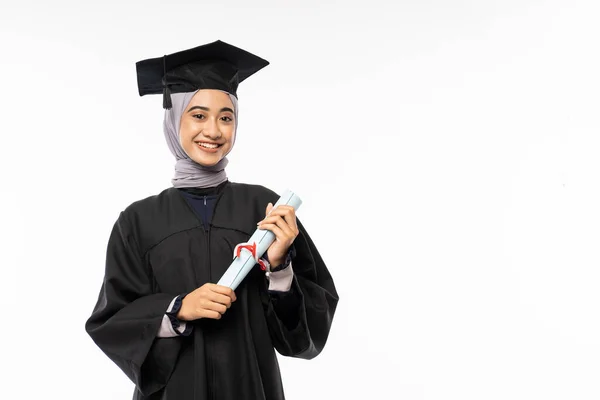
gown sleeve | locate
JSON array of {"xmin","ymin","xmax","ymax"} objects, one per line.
[
  {"xmin": 262, "ymin": 219, "xmax": 339, "ymax": 360},
  {"xmin": 85, "ymin": 211, "xmax": 185, "ymax": 397}
]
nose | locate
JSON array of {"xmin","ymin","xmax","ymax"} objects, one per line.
[{"xmin": 202, "ymin": 117, "xmax": 221, "ymax": 140}]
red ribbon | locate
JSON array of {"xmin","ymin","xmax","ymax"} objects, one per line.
[
  {"xmin": 236, "ymin": 242, "xmax": 257, "ymax": 259},
  {"xmin": 236, "ymin": 242, "xmax": 267, "ymax": 270}
]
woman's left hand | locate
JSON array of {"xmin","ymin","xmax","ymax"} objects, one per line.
[{"xmin": 257, "ymin": 203, "xmax": 299, "ymax": 267}]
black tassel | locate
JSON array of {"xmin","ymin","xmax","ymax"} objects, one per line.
[
  {"xmin": 162, "ymin": 54, "xmax": 172, "ymax": 109},
  {"xmin": 163, "ymin": 85, "xmax": 172, "ymax": 109}
]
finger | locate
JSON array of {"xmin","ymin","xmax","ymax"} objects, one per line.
[
  {"xmin": 206, "ymin": 291, "xmax": 233, "ymax": 308},
  {"xmin": 260, "ymin": 206, "xmax": 298, "ymax": 233},
  {"xmin": 258, "ymin": 211, "xmax": 295, "ymax": 225},
  {"xmin": 198, "ymin": 309, "xmax": 222, "ymax": 320},
  {"xmin": 273, "ymin": 215, "xmax": 295, "ymax": 238},
  {"xmin": 257, "ymin": 222, "xmax": 287, "ymax": 242},
  {"xmin": 261, "ymin": 204, "xmax": 291, "ymax": 220},
  {"xmin": 265, "ymin": 202, "xmax": 274, "ymax": 216},
  {"xmin": 210, "ymin": 285, "xmax": 237, "ymax": 301},
  {"xmin": 279, "ymin": 207, "xmax": 298, "ymax": 233},
  {"xmin": 258, "ymin": 215, "xmax": 283, "ymax": 225},
  {"xmin": 201, "ymin": 299, "xmax": 228, "ymax": 314},
  {"xmin": 259, "ymin": 215, "xmax": 295, "ymax": 238},
  {"xmin": 275, "ymin": 205, "xmax": 295, "ymax": 212},
  {"xmin": 211, "ymin": 289, "xmax": 236, "ymax": 303},
  {"xmin": 263, "ymin": 205, "xmax": 294, "ymax": 217}
]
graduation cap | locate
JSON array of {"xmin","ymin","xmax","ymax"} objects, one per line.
[{"xmin": 136, "ymin": 40, "xmax": 270, "ymax": 109}]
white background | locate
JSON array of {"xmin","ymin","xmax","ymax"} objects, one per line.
[{"xmin": 1, "ymin": 0, "xmax": 599, "ymax": 399}]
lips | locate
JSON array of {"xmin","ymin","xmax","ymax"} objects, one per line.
[
  {"xmin": 195, "ymin": 141, "xmax": 223, "ymax": 153},
  {"xmin": 196, "ymin": 142, "xmax": 221, "ymax": 149}
]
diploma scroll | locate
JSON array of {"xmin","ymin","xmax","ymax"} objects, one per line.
[{"xmin": 217, "ymin": 189, "xmax": 302, "ymax": 290}]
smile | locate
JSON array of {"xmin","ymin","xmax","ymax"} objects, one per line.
[
  {"xmin": 195, "ymin": 142, "xmax": 223, "ymax": 153},
  {"xmin": 196, "ymin": 142, "xmax": 222, "ymax": 149}
]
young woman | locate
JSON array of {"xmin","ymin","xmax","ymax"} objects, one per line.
[{"xmin": 85, "ymin": 40, "xmax": 339, "ymax": 400}]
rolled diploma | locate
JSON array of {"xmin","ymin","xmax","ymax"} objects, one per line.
[{"xmin": 217, "ymin": 189, "xmax": 302, "ymax": 290}]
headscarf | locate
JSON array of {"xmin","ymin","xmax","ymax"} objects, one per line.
[{"xmin": 163, "ymin": 90, "xmax": 238, "ymax": 188}]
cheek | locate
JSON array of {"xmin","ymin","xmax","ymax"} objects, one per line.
[
  {"xmin": 222, "ymin": 124, "xmax": 236, "ymax": 142},
  {"xmin": 179, "ymin": 120, "xmax": 195, "ymax": 142},
  {"xmin": 179, "ymin": 120, "xmax": 203, "ymax": 153}
]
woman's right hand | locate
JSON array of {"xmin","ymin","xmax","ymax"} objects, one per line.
[{"xmin": 177, "ymin": 283, "xmax": 237, "ymax": 321}]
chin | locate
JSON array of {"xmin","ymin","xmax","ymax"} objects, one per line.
[
  {"xmin": 183, "ymin": 143, "xmax": 229, "ymax": 167},
  {"xmin": 191, "ymin": 154, "xmax": 221, "ymax": 167}
]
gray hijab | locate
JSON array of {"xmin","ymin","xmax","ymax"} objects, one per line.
[{"xmin": 163, "ymin": 90, "xmax": 238, "ymax": 188}]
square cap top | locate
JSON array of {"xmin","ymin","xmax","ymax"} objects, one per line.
[{"xmin": 136, "ymin": 40, "xmax": 269, "ymax": 108}]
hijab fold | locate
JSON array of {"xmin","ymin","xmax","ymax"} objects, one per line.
[{"xmin": 163, "ymin": 90, "xmax": 238, "ymax": 188}]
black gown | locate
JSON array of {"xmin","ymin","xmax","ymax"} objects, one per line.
[{"xmin": 85, "ymin": 181, "xmax": 339, "ymax": 400}]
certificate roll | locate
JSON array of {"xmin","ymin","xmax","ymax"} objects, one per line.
[{"xmin": 217, "ymin": 189, "xmax": 302, "ymax": 290}]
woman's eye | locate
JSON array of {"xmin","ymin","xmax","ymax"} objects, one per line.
[
  {"xmin": 221, "ymin": 116, "xmax": 233, "ymax": 122},
  {"xmin": 193, "ymin": 114, "xmax": 205, "ymax": 120}
]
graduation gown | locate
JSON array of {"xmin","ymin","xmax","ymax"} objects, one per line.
[{"xmin": 85, "ymin": 182, "xmax": 339, "ymax": 400}]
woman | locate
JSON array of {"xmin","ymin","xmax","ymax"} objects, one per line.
[{"xmin": 85, "ymin": 40, "xmax": 339, "ymax": 400}]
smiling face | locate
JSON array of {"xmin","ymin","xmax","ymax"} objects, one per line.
[{"xmin": 179, "ymin": 89, "xmax": 236, "ymax": 167}]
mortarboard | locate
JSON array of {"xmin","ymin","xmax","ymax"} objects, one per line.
[{"xmin": 136, "ymin": 40, "xmax": 270, "ymax": 109}]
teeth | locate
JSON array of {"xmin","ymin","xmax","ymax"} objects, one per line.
[{"xmin": 198, "ymin": 143, "xmax": 219, "ymax": 149}]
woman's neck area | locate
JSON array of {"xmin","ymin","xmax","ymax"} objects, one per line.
[{"xmin": 177, "ymin": 179, "xmax": 229, "ymax": 196}]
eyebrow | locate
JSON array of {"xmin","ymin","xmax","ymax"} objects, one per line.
[{"xmin": 187, "ymin": 106, "xmax": 234, "ymax": 114}]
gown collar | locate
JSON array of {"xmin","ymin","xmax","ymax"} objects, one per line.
[{"xmin": 169, "ymin": 181, "xmax": 267, "ymax": 236}]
